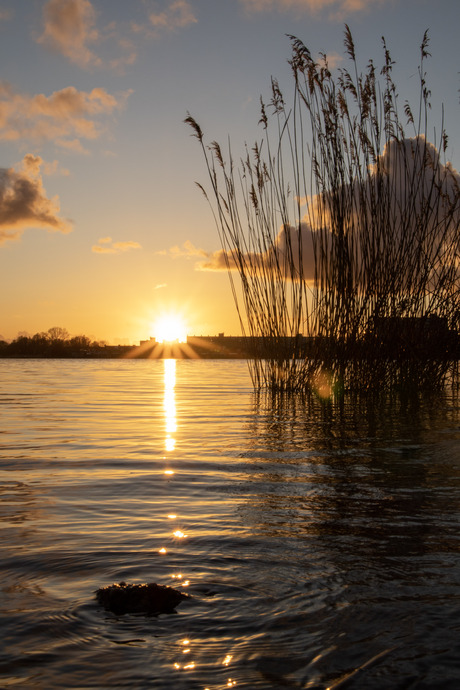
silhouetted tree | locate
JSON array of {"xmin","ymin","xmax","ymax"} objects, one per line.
[{"xmin": 47, "ymin": 327, "xmax": 69, "ymax": 342}]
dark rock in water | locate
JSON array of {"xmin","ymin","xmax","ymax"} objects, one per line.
[{"xmin": 96, "ymin": 581, "xmax": 190, "ymax": 615}]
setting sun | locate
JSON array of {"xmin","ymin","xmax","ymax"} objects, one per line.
[{"xmin": 153, "ymin": 315, "xmax": 187, "ymax": 343}]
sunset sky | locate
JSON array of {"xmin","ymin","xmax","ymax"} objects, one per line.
[{"xmin": 0, "ymin": 0, "xmax": 459, "ymax": 344}]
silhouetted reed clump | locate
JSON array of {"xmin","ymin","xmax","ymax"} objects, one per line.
[{"xmin": 186, "ymin": 28, "xmax": 460, "ymax": 393}]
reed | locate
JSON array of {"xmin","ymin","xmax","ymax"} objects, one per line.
[{"xmin": 186, "ymin": 28, "xmax": 460, "ymax": 393}]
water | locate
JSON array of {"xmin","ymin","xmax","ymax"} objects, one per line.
[{"xmin": 1, "ymin": 359, "xmax": 460, "ymax": 689}]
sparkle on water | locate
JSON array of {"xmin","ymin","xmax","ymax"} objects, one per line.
[{"xmin": 1, "ymin": 358, "xmax": 460, "ymax": 689}]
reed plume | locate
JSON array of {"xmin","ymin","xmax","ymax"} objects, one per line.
[{"xmin": 186, "ymin": 28, "xmax": 460, "ymax": 393}]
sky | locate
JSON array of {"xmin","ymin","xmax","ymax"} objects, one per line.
[{"xmin": 0, "ymin": 0, "xmax": 459, "ymax": 344}]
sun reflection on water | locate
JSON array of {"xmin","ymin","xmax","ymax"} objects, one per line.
[
  {"xmin": 173, "ymin": 637, "xmax": 196, "ymax": 671},
  {"xmin": 163, "ymin": 359, "xmax": 177, "ymax": 452}
]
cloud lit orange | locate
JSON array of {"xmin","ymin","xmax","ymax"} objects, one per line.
[
  {"xmin": 92, "ymin": 237, "xmax": 142, "ymax": 254},
  {"xmin": 0, "ymin": 82, "xmax": 130, "ymax": 150}
]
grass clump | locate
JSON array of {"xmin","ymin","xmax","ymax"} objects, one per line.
[{"xmin": 186, "ymin": 27, "xmax": 460, "ymax": 393}]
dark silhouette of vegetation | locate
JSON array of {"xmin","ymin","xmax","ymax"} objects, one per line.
[
  {"xmin": 2, "ymin": 330, "xmax": 348, "ymax": 360},
  {"xmin": 0, "ymin": 328, "xmax": 128, "ymax": 358},
  {"xmin": 186, "ymin": 27, "xmax": 460, "ymax": 393}
]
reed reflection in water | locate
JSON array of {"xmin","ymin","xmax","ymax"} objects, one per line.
[{"xmin": 1, "ymin": 359, "xmax": 460, "ymax": 689}]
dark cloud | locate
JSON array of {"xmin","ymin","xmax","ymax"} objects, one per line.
[{"xmin": 0, "ymin": 155, "xmax": 72, "ymax": 245}]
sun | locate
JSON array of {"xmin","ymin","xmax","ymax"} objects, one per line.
[{"xmin": 153, "ymin": 314, "xmax": 187, "ymax": 343}]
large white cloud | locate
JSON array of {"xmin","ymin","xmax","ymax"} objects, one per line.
[{"xmin": 199, "ymin": 137, "xmax": 460, "ymax": 284}]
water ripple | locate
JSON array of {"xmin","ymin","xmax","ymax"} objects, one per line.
[{"xmin": 1, "ymin": 360, "xmax": 460, "ymax": 688}]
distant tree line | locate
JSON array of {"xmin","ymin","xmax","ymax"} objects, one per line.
[{"xmin": 0, "ymin": 327, "xmax": 130, "ymax": 358}]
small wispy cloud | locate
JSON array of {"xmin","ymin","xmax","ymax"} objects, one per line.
[
  {"xmin": 37, "ymin": 0, "xmax": 137, "ymax": 72},
  {"xmin": 154, "ymin": 283, "xmax": 167, "ymax": 290},
  {"xmin": 54, "ymin": 138, "xmax": 90, "ymax": 155},
  {"xmin": 318, "ymin": 51, "xmax": 343, "ymax": 69},
  {"xmin": 166, "ymin": 240, "xmax": 208, "ymax": 259},
  {"xmin": 240, "ymin": 0, "xmax": 382, "ymax": 20},
  {"xmin": 0, "ymin": 154, "xmax": 72, "ymax": 246},
  {"xmin": 38, "ymin": 159, "xmax": 70, "ymax": 176},
  {"xmin": 159, "ymin": 239, "xmax": 238, "ymax": 272},
  {"xmin": 92, "ymin": 237, "xmax": 142, "ymax": 254},
  {"xmin": 0, "ymin": 9, "xmax": 12, "ymax": 22},
  {"xmin": 132, "ymin": 0, "xmax": 197, "ymax": 37},
  {"xmin": 38, "ymin": 0, "xmax": 101, "ymax": 69}
]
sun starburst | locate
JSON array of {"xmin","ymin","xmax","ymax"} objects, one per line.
[{"xmin": 153, "ymin": 314, "xmax": 187, "ymax": 343}]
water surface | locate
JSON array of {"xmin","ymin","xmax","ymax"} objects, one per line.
[{"xmin": 1, "ymin": 359, "xmax": 460, "ymax": 688}]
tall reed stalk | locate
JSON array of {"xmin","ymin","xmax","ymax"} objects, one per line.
[{"xmin": 186, "ymin": 28, "xmax": 460, "ymax": 393}]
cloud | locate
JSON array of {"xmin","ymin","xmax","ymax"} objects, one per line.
[
  {"xmin": 37, "ymin": 0, "xmax": 138, "ymax": 72},
  {"xmin": 17, "ymin": 154, "xmax": 69, "ymax": 177},
  {"xmin": 39, "ymin": 159, "xmax": 70, "ymax": 176},
  {"xmin": 159, "ymin": 236, "xmax": 313, "ymax": 275},
  {"xmin": 132, "ymin": 0, "xmax": 197, "ymax": 36},
  {"xmin": 0, "ymin": 82, "xmax": 131, "ymax": 151},
  {"xmin": 0, "ymin": 9, "xmax": 12, "ymax": 22},
  {"xmin": 166, "ymin": 239, "xmax": 208, "ymax": 258},
  {"xmin": 325, "ymin": 137, "xmax": 460, "ymax": 250},
  {"xmin": 158, "ymin": 239, "xmax": 226, "ymax": 270},
  {"xmin": 107, "ymin": 37, "xmax": 138, "ymax": 73},
  {"xmin": 317, "ymin": 51, "xmax": 342, "ymax": 69},
  {"xmin": 0, "ymin": 155, "xmax": 72, "ymax": 245},
  {"xmin": 197, "ymin": 224, "xmax": 316, "ymax": 278},
  {"xmin": 92, "ymin": 237, "xmax": 142, "ymax": 254},
  {"xmin": 54, "ymin": 138, "xmax": 90, "ymax": 155},
  {"xmin": 38, "ymin": 0, "xmax": 101, "ymax": 68},
  {"xmin": 199, "ymin": 137, "xmax": 460, "ymax": 284},
  {"xmin": 239, "ymin": 0, "xmax": 382, "ymax": 18}
]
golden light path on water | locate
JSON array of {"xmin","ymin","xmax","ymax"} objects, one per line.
[
  {"xmin": 2, "ymin": 360, "xmax": 460, "ymax": 687},
  {"xmin": 161, "ymin": 359, "xmax": 236, "ymax": 685},
  {"xmin": 163, "ymin": 359, "xmax": 177, "ymax": 453}
]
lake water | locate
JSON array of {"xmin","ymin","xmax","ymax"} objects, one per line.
[{"xmin": 1, "ymin": 359, "xmax": 460, "ymax": 689}]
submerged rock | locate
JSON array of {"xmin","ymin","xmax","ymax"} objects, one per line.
[{"xmin": 96, "ymin": 581, "xmax": 190, "ymax": 615}]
